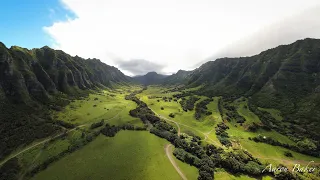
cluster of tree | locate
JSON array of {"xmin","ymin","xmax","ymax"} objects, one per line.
[
  {"xmin": 247, "ymin": 122, "xmax": 270, "ymax": 132},
  {"xmin": 100, "ymin": 123, "xmax": 148, "ymax": 137},
  {"xmin": 100, "ymin": 124, "xmax": 121, "ymax": 137},
  {"xmin": 173, "ymin": 92, "xmax": 192, "ymax": 99},
  {"xmin": 90, "ymin": 120, "xmax": 104, "ymax": 129},
  {"xmin": 179, "ymin": 96, "xmax": 200, "ymax": 112},
  {"xmin": 0, "ymin": 158, "xmax": 21, "ymax": 180},
  {"xmin": 194, "ymin": 98, "xmax": 213, "ymax": 120},
  {"xmin": 126, "ymin": 90, "xmax": 161, "ymax": 125},
  {"xmin": 250, "ymin": 135, "xmax": 319, "ymax": 157},
  {"xmin": 173, "ymin": 145, "xmax": 216, "ymax": 180},
  {"xmin": 220, "ymin": 150, "xmax": 265, "ymax": 176},
  {"xmin": 284, "ymin": 151, "xmax": 293, "ymax": 157},
  {"xmin": 247, "ymin": 101, "xmax": 278, "ymax": 129},
  {"xmin": 55, "ymin": 120, "xmax": 76, "ymax": 129},
  {"xmin": 215, "ymin": 122, "xmax": 232, "ymax": 147},
  {"xmin": 173, "ymin": 148, "xmax": 215, "ymax": 180},
  {"xmin": 223, "ymin": 103, "xmax": 246, "ymax": 124},
  {"xmin": 162, "ymin": 97, "xmax": 173, "ymax": 102},
  {"xmin": 0, "ymin": 103, "xmax": 61, "ymax": 161}
]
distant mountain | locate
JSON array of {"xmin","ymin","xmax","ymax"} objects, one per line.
[
  {"xmin": 162, "ymin": 70, "xmax": 192, "ymax": 85},
  {"xmin": 133, "ymin": 71, "xmax": 168, "ymax": 85},
  {"xmin": 186, "ymin": 38, "xmax": 320, "ymax": 143}
]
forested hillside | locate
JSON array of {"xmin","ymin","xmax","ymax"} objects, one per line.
[
  {"xmin": 0, "ymin": 42, "xmax": 131, "ymax": 160},
  {"xmin": 183, "ymin": 38, "xmax": 320, "ymax": 149}
]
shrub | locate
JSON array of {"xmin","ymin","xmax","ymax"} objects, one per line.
[{"xmin": 284, "ymin": 151, "xmax": 293, "ymax": 157}]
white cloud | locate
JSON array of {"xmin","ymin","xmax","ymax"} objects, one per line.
[{"xmin": 45, "ymin": 0, "xmax": 320, "ymax": 75}]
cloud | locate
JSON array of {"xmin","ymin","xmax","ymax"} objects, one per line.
[
  {"xmin": 205, "ymin": 6, "xmax": 320, "ymax": 62},
  {"xmin": 45, "ymin": 0, "xmax": 320, "ymax": 75},
  {"xmin": 117, "ymin": 59, "xmax": 165, "ymax": 76}
]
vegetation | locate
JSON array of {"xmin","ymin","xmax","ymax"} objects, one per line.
[
  {"xmin": 179, "ymin": 96, "xmax": 200, "ymax": 112},
  {"xmin": 0, "ymin": 158, "xmax": 21, "ymax": 180},
  {"xmin": 32, "ymin": 131, "xmax": 184, "ymax": 180},
  {"xmin": 215, "ymin": 122, "xmax": 232, "ymax": 147},
  {"xmin": 194, "ymin": 98, "xmax": 213, "ymax": 120}
]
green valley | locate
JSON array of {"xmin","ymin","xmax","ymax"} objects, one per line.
[{"xmin": 1, "ymin": 38, "xmax": 320, "ymax": 180}]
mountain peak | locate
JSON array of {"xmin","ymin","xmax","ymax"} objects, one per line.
[{"xmin": 145, "ymin": 71, "xmax": 158, "ymax": 76}]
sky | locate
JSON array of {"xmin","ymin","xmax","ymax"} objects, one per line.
[{"xmin": 1, "ymin": 0, "xmax": 320, "ymax": 76}]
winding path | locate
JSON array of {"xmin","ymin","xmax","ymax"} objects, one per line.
[{"xmin": 165, "ymin": 144, "xmax": 187, "ymax": 180}]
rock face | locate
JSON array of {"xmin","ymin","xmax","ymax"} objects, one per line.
[{"xmin": 0, "ymin": 43, "xmax": 130, "ymax": 104}]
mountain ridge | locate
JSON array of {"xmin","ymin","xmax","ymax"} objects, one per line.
[
  {"xmin": 179, "ymin": 38, "xmax": 320, "ymax": 145},
  {"xmin": 133, "ymin": 71, "xmax": 168, "ymax": 85},
  {"xmin": 0, "ymin": 43, "xmax": 131, "ymax": 104}
]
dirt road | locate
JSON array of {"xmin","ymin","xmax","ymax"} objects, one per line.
[{"xmin": 165, "ymin": 144, "xmax": 187, "ymax": 180}]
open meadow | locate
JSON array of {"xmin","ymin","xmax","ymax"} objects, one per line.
[{"xmin": 32, "ymin": 131, "xmax": 195, "ymax": 180}]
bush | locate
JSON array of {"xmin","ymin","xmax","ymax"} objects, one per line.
[
  {"xmin": 284, "ymin": 151, "xmax": 293, "ymax": 157},
  {"xmin": 90, "ymin": 120, "xmax": 104, "ymax": 129},
  {"xmin": 169, "ymin": 113, "xmax": 175, "ymax": 118},
  {"xmin": 100, "ymin": 124, "xmax": 121, "ymax": 137}
]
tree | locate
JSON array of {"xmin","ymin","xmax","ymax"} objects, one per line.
[{"xmin": 297, "ymin": 139, "xmax": 317, "ymax": 152}]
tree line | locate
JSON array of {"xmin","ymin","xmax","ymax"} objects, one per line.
[{"xmin": 194, "ymin": 98, "xmax": 213, "ymax": 120}]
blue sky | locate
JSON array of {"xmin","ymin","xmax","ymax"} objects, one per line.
[{"xmin": 0, "ymin": 0, "xmax": 74, "ymax": 48}]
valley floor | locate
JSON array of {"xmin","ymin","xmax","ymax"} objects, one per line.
[{"xmin": 2, "ymin": 85, "xmax": 319, "ymax": 180}]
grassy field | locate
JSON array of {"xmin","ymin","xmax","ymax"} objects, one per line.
[
  {"xmin": 54, "ymin": 89, "xmax": 142, "ymax": 127},
  {"xmin": 32, "ymin": 131, "xmax": 185, "ymax": 180},
  {"xmin": 10, "ymin": 87, "xmax": 144, "ymax": 178},
  {"xmin": 139, "ymin": 86, "xmax": 216, "ymax": 133}
]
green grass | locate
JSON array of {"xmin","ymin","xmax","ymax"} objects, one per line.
[
  {"xmin": 32, "ymin": 131, "xmax": 183, "ymax": 180},
  {"xmin": 234, "ymin": 98, "xmax": 260, "ymax": 125},
  {"xmin": 55, "ymin": 88, "xmax": 143, "ymax": 127}
]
